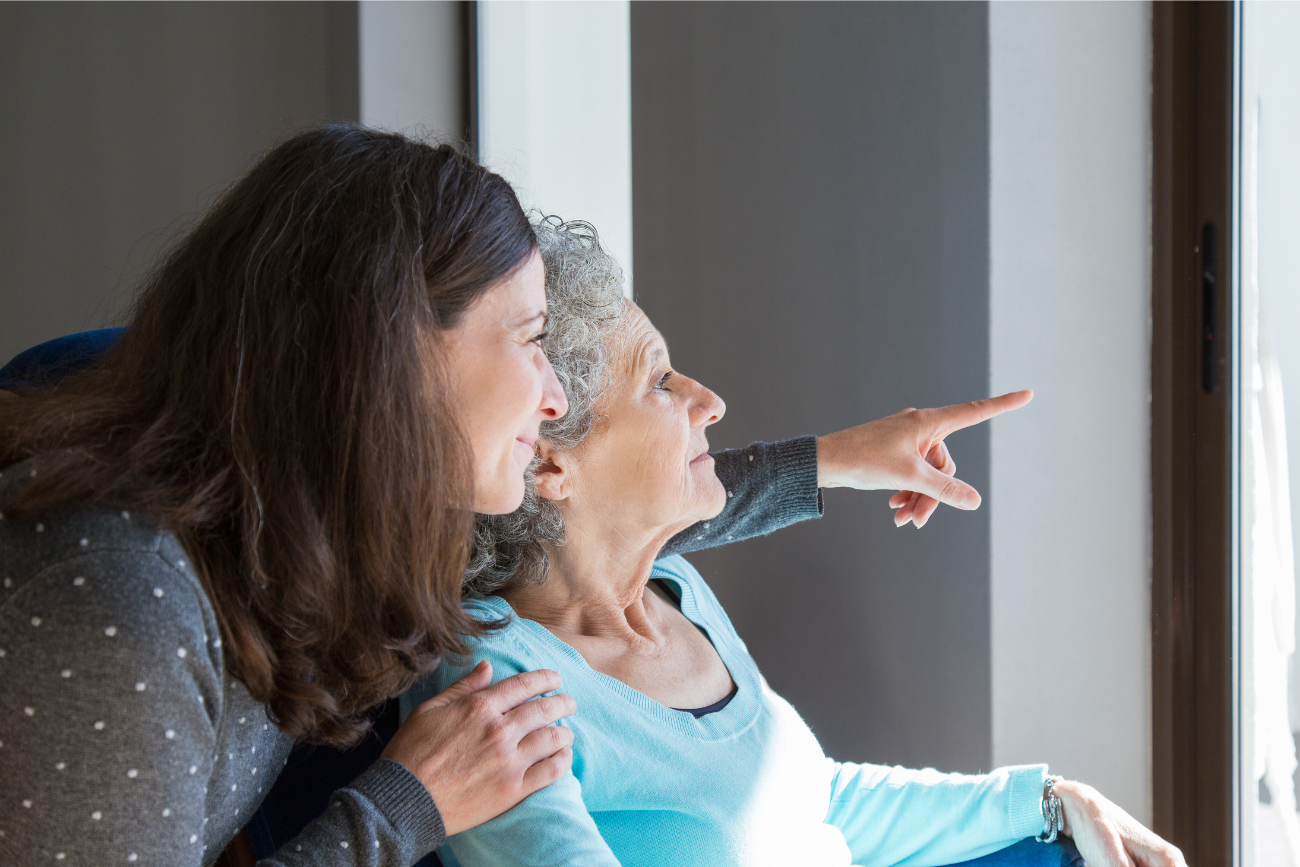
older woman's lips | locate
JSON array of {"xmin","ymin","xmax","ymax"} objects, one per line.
[{"xmin": 690, "ymin": 451, "xmax": 713, "ymax": 465}]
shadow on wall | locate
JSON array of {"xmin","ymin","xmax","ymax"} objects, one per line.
[{"xmin": 0, "ymin": 2, "xmax": 359, "ymax": 365}]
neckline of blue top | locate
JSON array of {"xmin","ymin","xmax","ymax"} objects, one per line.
[
  {"xmin": 672, "ymin": 682, "xmax": 739, "ymax": 717},
  {"xmin": 467, "ymin": 556, "xmax": 764, "ymax": 742}
]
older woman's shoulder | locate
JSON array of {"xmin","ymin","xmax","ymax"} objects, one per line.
[
  {"xmin": 651, "ymin": 553, "xmax": 716, "ymax": 599},
  {"xmin": 650, "ymin": 553, "xmax": 703, "ymax": 582},
  {"xmin": 402, "ymin": 596, "xmax": 557, "ymax": 718},
  {"xmin": 651, "ymin": 554, "xmax": 746, "ymax": 647}
]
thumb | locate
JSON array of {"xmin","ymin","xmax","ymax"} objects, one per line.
[
  {"xmin": 911, "ymin": 461, "xmax": 982, "ymax": 510},
  {"xmin": 425, "ymin": 659, "xmax": 493, "ymax": 708}
]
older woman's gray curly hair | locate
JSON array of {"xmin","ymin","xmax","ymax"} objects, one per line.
[{"xmin": 464, "ymin": 218, "xmax": 628, "ymax": 594}]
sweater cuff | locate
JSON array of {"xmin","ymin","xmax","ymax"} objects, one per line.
[
  {"xmin": 1004, "ymin": 763, "xmax": 1049, "ymax": 839},
  {"xmin": 771, "ymin": 435, "xmax": 823, "ymax": 524},
  {"xmin": 350, "ymin": 757, "xmax": 447, "ymax": 855}
]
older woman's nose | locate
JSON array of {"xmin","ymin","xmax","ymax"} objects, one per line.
[
  {"xmin": 538, "ymin": 353, "xmax": 569, "ymax": 420},
  {"xmin": 690, "ymin": 379, "xmax": 725, "ymax": 427}
]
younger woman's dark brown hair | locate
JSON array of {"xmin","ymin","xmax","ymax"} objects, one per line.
[{"xmin": 0, "ymin": 125, "xmax": 537, "ymax": 747}]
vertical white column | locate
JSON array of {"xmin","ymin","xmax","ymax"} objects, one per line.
[
  {"xmin": 359, "ymin": 1, "xmax": 463, "ymax": 136},
  {"xmin": 478, "ymin": 0, "xmax": 633, "ymax": 288},
  {"xmin": 989, "ymin": 2, "xmax": 1153, "ymax": 823}
]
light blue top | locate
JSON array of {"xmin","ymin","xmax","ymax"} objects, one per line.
[{"xmin": 402, "ymin": 555, "xmax": 1048, "ymax": 867}]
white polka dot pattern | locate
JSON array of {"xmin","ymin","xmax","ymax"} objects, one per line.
[{"xmin": 0, "ymin": 457, "xmax": 448, "ymax": 863}]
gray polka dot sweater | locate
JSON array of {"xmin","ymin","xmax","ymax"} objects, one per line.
[
  {"xmin": 0, "ymin": 435, "xmax": 820, "ymax": 867},
  {"xmin": 0, "ymin": 459, "xmax": 444, "ymax": 866}
]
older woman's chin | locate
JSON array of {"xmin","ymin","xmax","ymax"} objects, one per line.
[{"xmin": 699, "ymin": 475, "xmax": 728, "ymax": 520}]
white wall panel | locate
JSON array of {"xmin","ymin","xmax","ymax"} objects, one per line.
[
  {"xmin": 989, "ymin": 0, "xmax": 1153, "ymax": 823},
  {"xmin": 479, "ymin": 1, "xmax": 632, "ymax": 288},
  {"xmin": 359, "ymin": 1, "xmax": 462, "ymax": 137}
]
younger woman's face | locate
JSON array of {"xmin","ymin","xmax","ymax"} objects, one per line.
[{"xmin": 444, "ymin": 251, "xmax": 568, "ymax": 514}]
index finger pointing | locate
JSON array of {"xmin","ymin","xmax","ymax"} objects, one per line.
[
  {"xmin": 481, "ymin": 669, "xmax": 563, "ymax": 713},
  {"xmin": 933, "ymin": 390, "xmax": 1033, "ymax": 437}
]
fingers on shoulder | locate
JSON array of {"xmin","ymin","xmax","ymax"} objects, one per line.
[
  {"xmin": 518, "ymin": 722, "xmax": 574, "ymax": 759},
  {"xmin": 506, "ymin": 693, "xmax": 575, "ymax": 729},
  {"xmin": 520, "ymin": 746, "xmax": 573, "ymax": 794},
  {"xmin": 483, "ymin": 667, "xmax": 563, "ymax": 710}
]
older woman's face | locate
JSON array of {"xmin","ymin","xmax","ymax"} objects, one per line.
[{"xmin": 566, "ymin": 304, "xmax": 726, "ymax": 531}]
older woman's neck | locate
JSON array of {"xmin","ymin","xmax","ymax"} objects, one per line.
[{"xmin": 502, "ymin": 515, "xmax": 685, "ymax": 636}]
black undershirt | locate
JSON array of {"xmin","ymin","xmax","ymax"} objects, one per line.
[{"xmin": 650, "ymin": 578, "xmax": 739, "ymax": 718}]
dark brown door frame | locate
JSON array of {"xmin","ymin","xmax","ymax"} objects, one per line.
[{"xmin": 1151, "ymin": 4, "xmax": 1237, "ymax": 867}]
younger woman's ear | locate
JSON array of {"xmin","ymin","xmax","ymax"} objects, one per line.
[{"xmin": 532, "ymin": 442, "xmax": 571, "ymax": 501}]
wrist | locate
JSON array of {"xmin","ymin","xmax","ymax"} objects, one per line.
[
  {"xmin": 1037, "ymin": 775, "xmax": 1067, "ymax": 842},
  {"xmin": 1053, "ymin": 779, "xmax": 1092, "ymax": 838},
  {"xmin": 815, "ymin": 433, "xmax": 844, "ymax": 488}
]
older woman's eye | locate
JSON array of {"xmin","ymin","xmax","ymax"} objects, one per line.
[
  {"xmin": 529, "ymin": 330, "xmax": 549, "ymax": 345},
  {"xmin": 656, "ymin": 371, "xmax": 674, "ymax": 392}
]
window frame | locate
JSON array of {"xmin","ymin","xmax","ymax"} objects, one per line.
[{"xmin": 1150, "ymin": 4, "xmax": 1237, "ymax": 866}]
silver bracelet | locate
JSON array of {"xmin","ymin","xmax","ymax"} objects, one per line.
[{"xmin": 1037, "ymin": 775, "xmax": 1065, "ymax": 843}]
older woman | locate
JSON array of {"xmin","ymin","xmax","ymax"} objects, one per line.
[{"xmin": 402, "ymin": 221, "xmax": 1185, "ymax": 867}]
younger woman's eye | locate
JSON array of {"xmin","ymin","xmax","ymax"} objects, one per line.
[{"xmin": 655, "ymin": 371, "xmax": 674, "ymax": 392}]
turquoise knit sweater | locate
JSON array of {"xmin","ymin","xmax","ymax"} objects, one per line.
[{"xmin": 402, "ymin": 555, "xmax": 1047, "ymax": 867}]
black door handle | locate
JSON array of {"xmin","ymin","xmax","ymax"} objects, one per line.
[{"xmin": 1202, "ymin": 222, "xmax": 1218, "ymax": 394}]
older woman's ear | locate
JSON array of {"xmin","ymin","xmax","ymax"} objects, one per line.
[{"xmin": 532, "ymin": 441, "xmax": 573, "ymax": 502}]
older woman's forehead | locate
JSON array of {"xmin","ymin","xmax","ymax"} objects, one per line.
[{"xmin": 627, "ymin": 321, "xmax": 668, "ymax": 372}]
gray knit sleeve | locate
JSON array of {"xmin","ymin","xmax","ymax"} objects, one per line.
[
  {"xmin": 0, "ymin": 550, "xmax": 222, "ymax": 866},
  {"xmin": 662, "ymin": 435, "xmax": 823, "ymax": 557},
  {"xmin": 261, "ymin": 760, "xmax": 444, "ymax": 866}
]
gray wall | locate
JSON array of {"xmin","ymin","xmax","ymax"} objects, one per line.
[
  {"xmin": 632, "ymin": 2, "xmax": 992, "ymax": 771},
  {"xmin": 0, "ymin": 2, "xmax": 359, "ymax": 365}
]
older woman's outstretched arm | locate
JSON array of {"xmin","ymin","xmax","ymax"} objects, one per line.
[{"xmin": 664, "ymin": 390, "xmax": 1037, "ymax": 556}]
